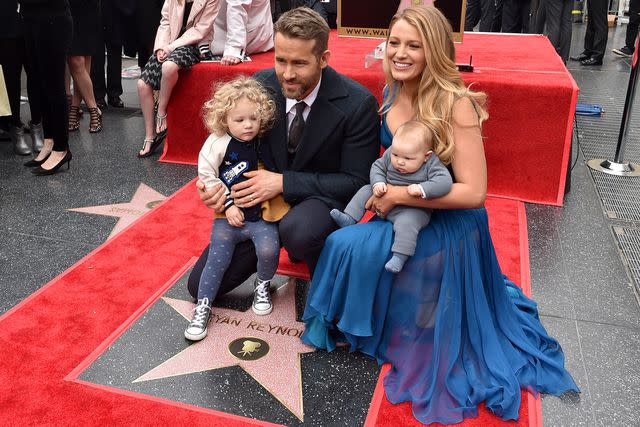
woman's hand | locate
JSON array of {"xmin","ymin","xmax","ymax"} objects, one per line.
[
  {"xmin": 195, "ymin": 179, "xmax": 226, "ymax": 213},
  {"xmin": 225, "ymin": 205, "xmax": 245, "ymax": 227},
  {"xmin": 365, "ymin": 184, "xmax": 404, "ymax": 217},
  {"xmin": 156, "ymin": 47, "xmax": 170, "ymax": 62}
]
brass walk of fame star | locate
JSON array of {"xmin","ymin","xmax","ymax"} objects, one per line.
[
  {"xmin": 67, "ymin": 183, "xmax": 166, "ymax": 239},
  {"xmin": 134, "ymin": 280, "xmax": 315, "ymax": 421}
]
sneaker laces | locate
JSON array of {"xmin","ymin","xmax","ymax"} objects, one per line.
[
  {"xmin": 189, "ymin": 298, "xmax": 210, "ymax": 328},
  {"xmin": 254, "ymin": 282, "xmax": 270, "ymax": 304}
]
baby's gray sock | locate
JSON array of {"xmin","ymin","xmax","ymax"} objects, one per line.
[
  {"xmin": 330, "ymin": 209, "xmax": 357, "ymax": 228},
  {"xmin": 385, "ymin": 253, "xmax": 409, "ymax": 273}
]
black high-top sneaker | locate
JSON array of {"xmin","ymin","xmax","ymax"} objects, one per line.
[
  {"xmin": 184, "ymin": 298, "xmax": 211, "ymax": 341},
  {"xmin": 252, "ymin": 278, "xmax": 273, "ymax": 315}
]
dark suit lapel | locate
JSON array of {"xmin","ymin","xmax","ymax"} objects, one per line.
[{"xmin": 291, "ymin": 67, "xmax": 348, "ymax": 170}]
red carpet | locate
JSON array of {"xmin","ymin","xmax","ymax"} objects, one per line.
[
  {"xmin": 0, "ymin": 182, "xmax": 539, "ymax": 426},
  {"xmin": 164, "ymin": 31, "xmax": 577, "ymax": 206}
]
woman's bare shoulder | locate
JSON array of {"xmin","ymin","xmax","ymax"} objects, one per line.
[{"xmin": 452, "ymin": 96, "xmax": 481, "ymax": 128}]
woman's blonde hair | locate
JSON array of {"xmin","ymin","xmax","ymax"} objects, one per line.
[
  {"xmin": 203, "ymin": 75, "xmax": 276, "ymax": 137},
  {"xmin": 381, "ymin": 6, "xmax": 488, "ymax": 165}
]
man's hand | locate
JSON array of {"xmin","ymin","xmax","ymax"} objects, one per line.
[
  {"xmin": 225, "ymin": 205, "xmax": 245, "ymax": 227},
  {"xmin": 373, "ymin": 182, "xmax": 387, "ymax": 197},
  {"xmin": 407, "ymin": 184, "xmax": 423, "ymax": 197},
  {"xmin": 231, "ymin": 170, "xmax": 283, "ymax": 208},
  {"xmin": 196, "ymin": 179, "xmax": 227, "ymax": 213},
  {"xmin": 220, "ymin": 55, "xmax": 242, "ymax": 66},
  {"xmin": 365, "ymin": 184, "xmax": 404, "ymax": 217}
]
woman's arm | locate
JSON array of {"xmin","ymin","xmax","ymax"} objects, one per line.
[
  {"xmin": 368, "ymin": 97, "xmax": 487, "ymax": 215},
  {"xmin": 153, "ymin": 0, "xmax": 172, "ymax": 52},
  {"xmin": 168, "ymin": 0, "xmax": 220, "ymax": 52}
]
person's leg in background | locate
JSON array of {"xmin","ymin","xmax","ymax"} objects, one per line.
[
  {"xmin": 577, "ymin": 0, "xmax": 607, "ymax": 64},
  {"xmin": 613, "ymin": 0, "xmax": 640, "ymax": 56},
  {"xmin": 104, "ymin": 0, "xmax": 124, "ymax": 108},
  {"xmin": 534, "ymin": 0, "xmax": 547, "ymax": 34},
  {"xmin": 105, "ymin": 37, "xmax": 123, "ymax": 107},
  {"xmin": 465, "ymin": 0, "xmax": 482, "ymax": 30},
  {"xmin": 0, "ymin": 36, "xmax": 31, "ymax": 155},
  {"xmin": 91, "ymin": 5, "xmax": 108, "ymax": 110},
  {"xmin": 478, "ymin": 0, "xmax": 498, "ymax": 32},
  {"xmin": 21, "ymin": 34, "xmax": 44, "ymax": 152},
  {"xmin": 520, "ymin": 0, "xmax": 532, "ymax": 33},
  {"xmin": 541, "ymin": 0, "xmax": 572, "ymax": 62},
  {"xmin": 501, "ymin": 0, "xmax": 520, "ymax": 33},
  {"xmin": 24, "ymin": 13, "xmax": 73, "ymax": 173},
  {"xmin": 557, "ymin": 0, "xmax": 573, "ymax": 62},
  {"xmin": 68, "ymin": 55, "xmax": 103, "ymax": 133},
  {"xmin": 491, "ymin": 0, "xmax": 503, "ymax": 32}
]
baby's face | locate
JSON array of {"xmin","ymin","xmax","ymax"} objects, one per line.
[
  {"xmin": 227, "ymin": 97, "xmax": 261, "ymax": 142},
  {"xmin": 389, "ymin": 136, "xmax": 430, "ymax": 174}
]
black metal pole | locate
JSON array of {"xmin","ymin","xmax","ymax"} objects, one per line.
[
  {"xmin": 614, "ymin": 32, "xmax": 640, "ymax": 163},
  {"xmin": 587, "ymin": 30, "xmax": 640, "ymax": 177}
]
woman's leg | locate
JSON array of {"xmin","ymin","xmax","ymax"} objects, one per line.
[
  {"xmin": 23, "ymin": 20, "xmax": 52, "ymax": 162},
  {"xmin": 137, "ymin": 78, "xmax": 156, "ymax": 148},
  {"xmin": 155, "ymin": 60, "xmax": 179, "ymax": 134},
  {"xmin": 137, "ymin": 54, "xmax": 161, "ymax": 155},
  {"xmin": 67, "ymin": 55, "xmax": 98, "ymax": 109},
  {"xmin": 36, "ymin": 13, "xmax": 73, "ymax": 167}
]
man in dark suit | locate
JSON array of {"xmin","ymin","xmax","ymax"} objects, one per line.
[{"xmin": 187, "ymin": 7, "xmax": 380, "ymax": 301}]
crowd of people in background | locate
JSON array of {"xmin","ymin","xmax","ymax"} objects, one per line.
[{"xmin": 0, "ymin": 0, "xmax": 633, "ymax": 173}]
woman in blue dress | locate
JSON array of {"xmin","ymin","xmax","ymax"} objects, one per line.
[{"xmin": 301, "ymin": 6, "xmax": 578, "ymax": 425}]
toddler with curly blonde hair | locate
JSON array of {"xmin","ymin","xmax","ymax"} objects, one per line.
[{"xmin": 185, "ymin": 76, "xmax": 281, "ymax": 341}]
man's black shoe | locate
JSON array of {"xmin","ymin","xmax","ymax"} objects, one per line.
[
  {"xmin": 580, "ymin": 57, "xmax": 603, "ymax": 66},
  {"xmin": 96, "ymin": 98, "xmax": 107, "ymax": 110},
  {"xmin": 108, "ymin": 96, "xmax": 124, "ymax": 108},
  {"xmin": 570, "ymin": 52, "xmax": 590, "ymax": 61}
]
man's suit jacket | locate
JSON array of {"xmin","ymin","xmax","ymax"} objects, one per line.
[{"xmin": 254, "ymin": 66, "xmax": 380, "ymax": 211}]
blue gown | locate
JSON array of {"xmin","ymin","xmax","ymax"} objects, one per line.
[{"xmin": 301, "ymin": 116, "xmax": 579, "ymax": 425}]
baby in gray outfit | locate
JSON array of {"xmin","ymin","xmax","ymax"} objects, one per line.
[{"xmin": 330, "ymin": 121, "xmax": 453, "ymax": 273}]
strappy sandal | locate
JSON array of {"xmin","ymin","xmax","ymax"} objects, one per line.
[
  {"xmin": 137, "ymin": 137, "xmax": 164, "ymax": 158},
  {"xmin": 68, "ymin": 105, "xmax": 81, "ymax": 131},
  {"xmin": 155, "ymin": 113, "xmax": 167, "ymax": 140},
  {"xmin": 88, "ymin": 107, "xmax": 103, "ymax": 133},
  {"xmin": 67, "ymin": 94, "xmax": 83, "ymax": 118}
]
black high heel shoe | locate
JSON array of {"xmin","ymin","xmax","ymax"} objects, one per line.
[
  {"xmin": 24, "ymin": 152, "xmax": 51, "ymax": 167},
  {"xmin": 31, "ymin": 151, "xmax": 72, "ymax": 176}
]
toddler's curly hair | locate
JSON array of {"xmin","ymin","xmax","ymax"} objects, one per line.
[{"xmin": 203, "ymin": 75, "xmax": 276, "ymax": 137}]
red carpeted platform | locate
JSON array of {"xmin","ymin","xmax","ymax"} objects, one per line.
[
  {"xmin": 163, "ymin": 31, "xmax": 578, "ymax": 206},
  {"xmin": 0, "ymin": 181, "xmax": 539, "ymax": 426}
]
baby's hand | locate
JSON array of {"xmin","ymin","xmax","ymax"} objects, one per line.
[
  {"xmin": 225, "ymin": 205, "xmax": 245, "ymax": 227},
  {"xmin": 407, "ymin": 184, "xmax": 423, "ymax": 197},
  {"xmin": 373, "ymin": 182, "xmax": 387, "ymax": 197}
]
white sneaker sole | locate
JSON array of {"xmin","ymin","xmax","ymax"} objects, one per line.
[
  {"xmin": 612, "ymin": 49, "xmax": 631, "ymax": 58},
  {"xmin": 252, "ymin": 305, "xmax": 273, "ymax": 316},
  {"xmin": 184, "ymin": 329, "xmax": 208, "ymax": 341}
]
